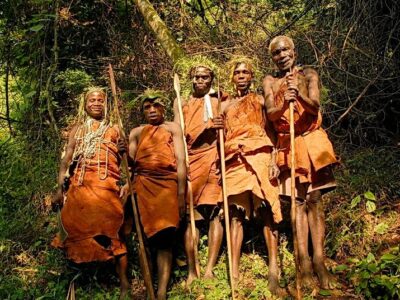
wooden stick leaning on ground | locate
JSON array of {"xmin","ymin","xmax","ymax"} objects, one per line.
[
  {"xmin": 217, "ymin": 75, "xmax": 235, "ymax": 299},
  {"xmin": 108, "ymin": 64, "xmax": 156, "ymax": 300},
  {"xmin": 289, "ymin": 68, "xmax": 301, "ymax": 299},
  {"xmin": 173, "ymin": 73, "xmax": 200, "ymax": 277}
]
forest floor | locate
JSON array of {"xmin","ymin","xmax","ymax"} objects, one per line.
[{"xmin": 1, "ymin": 145, "xmax": 399, "ymax": 299}]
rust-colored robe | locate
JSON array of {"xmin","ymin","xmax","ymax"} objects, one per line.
[
  {"xmin": 52, "ymin": 121, "xmax": 126, "ymax": 263},
  {"xmin": 273, "ymin": 69, "xmax": 337, "ymax": 185},
  {"xmin": 224, "ymin": 92, "xmax": 282, "ymax": 223},
  {"xmin": 134, "ymin": 125, "xmax": 179, "ymax": 238},
  {"xmin": 183, "ymin": 94, "xmax": 223, "ymax": 207}
]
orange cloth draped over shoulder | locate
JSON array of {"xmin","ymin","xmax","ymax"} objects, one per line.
[
  {"xmin": 182, "ymin": 93, "xmax": 225, "ymax": 207},
  {"xmin": 52, "ymin": 121, "xmax": 126, "ymax": 263},
  {"xmin": 224, "ymin": 92, "xmax": 282, "ymax": 223},
  {"xmin": 272, "ymin": 69, "xmax": 337, "ymax": 184},
  {"xmin": 134, "ymin": 125, "xmax": 179, "ymax": 238}
]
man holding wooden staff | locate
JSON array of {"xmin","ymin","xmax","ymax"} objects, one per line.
[
  {"xmin": 220, "ymin": 56, "xmax": 283, "ymax": 295},
  {"xmin": 173, "ymin": 56, "xmax": 225, "ymax": 285},
  {"xmin": 263, "ymin": 35, "xmax": 338, "ymax": 290},
  {"xmin": 126, "ymin": 90, "xmax": 186, "ymax": 300}
]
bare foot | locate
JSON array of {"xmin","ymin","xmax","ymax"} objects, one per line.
[
  {"xmin": 185, "ymin": 272, "xmax": 197, "ymax": 288},
  {"xmin": 203, "ymin": 271, "xmax": 214, "ymax": 279},
  {"xmin": 313, "ymin": 261, "xmax": 337, "ymax": 289},
  {"xmin": 268, "ymin": 271, "xmax": 285, "ymax": 297},
  {"xmin": 119, "ymin": 283, "xmax": 130, "ymax": 300}
]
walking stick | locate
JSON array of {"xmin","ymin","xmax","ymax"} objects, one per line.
[
  {"xmin": 288, "ymin": 68, "xmax": 302, "ymax": 299},
  {"xmin": 173, "ymin": 73, "xmax": 200, "ymax": 277},
  {"xmin": 108, "ymin": 64, "xmax": 156, "ymax": 300},
  {"xmin": 217, "ymin": 77, "xmax": 236, "ymax": 299}
]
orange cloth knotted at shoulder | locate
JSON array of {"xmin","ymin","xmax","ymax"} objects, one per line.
[
  {"xmin": 273, "ymin": 70, "xmax": 337, "ymax": 183},
  {"xmin": 51, "ymin": 122, "xmax": 126, "ymax": 263},
  {"xmin": 183, "ymin": 94, "xmax": 223, "ymax": 206},
  {"xmin": 134, "ymin": 125, "xmax": 179, "ymax": 238},
  {"xmin": 224, "ymin": 92, "xmax": 282, "ymax": 223}
]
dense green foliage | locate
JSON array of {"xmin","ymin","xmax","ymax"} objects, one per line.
[{"xmin": 1, "ymin": 0, "xmax": 399, "ymax": 299}]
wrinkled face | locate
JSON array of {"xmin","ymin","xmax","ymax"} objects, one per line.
[
  {"xmin": 85, "ymin": 91, "xmax": 105, "ymax": 120},
  {"xmin": 192, "ymin": 67, "xmax": 213, "ymax": 96},
  {"xmin": 143, "ymin": 100, "xmax": 165, "ymax": 125},
  {"xmin": 232, "ymin": 63, "xmax": 253, "ymax": 93},
  {"xmin": 270, "ymin": 38, "xmax": 296, "ymax": 72}
]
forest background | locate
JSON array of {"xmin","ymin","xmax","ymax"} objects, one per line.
[{"xmin": 0, "ymin": 0, "xmax": 399, "ymax": 299}]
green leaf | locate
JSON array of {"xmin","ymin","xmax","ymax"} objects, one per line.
[
  {"xmin": 374, "ymin": 222, "xmax": 389, "ymax": 234},
  {"xmin": 366, "ymin": 252, "xmax": 375, "ymax": 262},
  {"xmin": 319, "ymin": 289, "xmax": 331, "ymax": 296},
  {"xmin": 334, "ymin": 264, "xmax": 349, "ymax": 272},
  {"xmin": 364, "ymin": 191, "xmax": 376, "ymax": 201},
  {"xmin": 366, "ymin": 200, "xmax": 376, "ymax": 212},
  {"xmin": 350, "ymin": 195, "xmax": 361, "ymax": 208},
  {"xmin": 381, "ymin": 254, "xmax": 397, "ymax": 261},
  {"xmin": 30, "ymin": 24, "xmax": 44, "ymax": 32}
]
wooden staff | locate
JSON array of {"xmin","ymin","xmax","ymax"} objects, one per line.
[
  {"xmin": 173, "ymin": 73, "xmax": 200, "ymax": 277},
  {"xmin": 108, "ymin": 64, "xmax": 156, "ymax": 300},
  {"xmin": 288, "ymin": 68, "xmax": 301, "ymax": 299},
  {"xmin": 217, "ymin": 77, "xmax": 235, "ymax": 299}
]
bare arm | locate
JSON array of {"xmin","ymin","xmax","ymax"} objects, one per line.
[
  {"xmin": 296, "ymin": 68, "xmax": 320, "ymax": 115},
  {"xmin": 53, "ymin": 125, "xmax": 78, "ymax": 206},
  {"xmin": 169, "ymin": 122, "xmax": 187, "ymax": 218},
  {"xmin": 263, "ymin": 75, "xmax": 285, "ymax": 122}
]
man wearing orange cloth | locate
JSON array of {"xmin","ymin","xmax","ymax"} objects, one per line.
[
  {"xmin": 128, "ymin": 91, "xmax": 186, "ymax": 300},
  {"xmin": 173, "ymin": 60, "xmax": 225, "ymax": 285},
  {"xmin": 52, "ymin": 87, "xmax": 129, "ymax": 298},
  {"xmin": 263, "ymin": 35, "xmax": 337, "ymax": 289},
  {"xmin": 220, "ymin": 58, "xmax": 282, "ymax": 294}
]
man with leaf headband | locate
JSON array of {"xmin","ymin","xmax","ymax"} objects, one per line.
[
  {"xmin": 126, "ymin": 90, "xmax": 186, "ymax": 300},
  {"xmin": 51, "ymin": 87, "xmax": 129, "ymax": 298},
  {"xmin": 173, "ymin": 56, "xmax": 226, "ymax": 284},
  {"xmin": 220, "ymin": 56, "xmax": 283, "ymax": 294}
]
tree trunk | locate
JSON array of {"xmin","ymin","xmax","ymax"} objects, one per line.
[{"xmin": 133, "ymin": 0, "xmax": 185, "ymax": 64}]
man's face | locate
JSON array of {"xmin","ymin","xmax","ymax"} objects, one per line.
[
  {"xmin": 232, "ymin": 63, "xmax": 253, "ymax": 93},
  {"xmin": 85, "ymin": 91, "xmax": 105, "ymax": 120},
  {"xmin": 270, "ymin": 38, "xmax": 296, "ymax": 72},
  {"xmin": 143, "ymin": 100, "xmax": 165, "ymax": 125},
  {"xmin": 192, "ymin": 67, "xmax": 213, "ymax": 96}
]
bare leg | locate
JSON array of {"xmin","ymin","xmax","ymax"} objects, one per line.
[
  {"xmin": 116, "ymin": 254, "xmax": 130, "ymax": 299},
  {"xmin": 307, "ymin": 190, "xmax": 336, "ymax": 289},
  {"xmin": 156, "ymin": 248, "xmax": 173, "ymax": 300},
  {"xmin": 296, "ymin": 196, "xmax": 314, "ymax": 288},
  {"xmin": 229, "ymin": 202, "xmax": 244, "ymax": 282},
  {"xmin": 184, "ymin": 223, "xmax": 199, "ymax": 286},
  {"xmin": 204, "ymin": 215, "xmax": 223, "ymax": 278},
  {"xmin": 259, "ymin": 206, "xmax": 283, "ymax": 296}
]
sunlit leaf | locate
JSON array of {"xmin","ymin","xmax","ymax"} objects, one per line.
[
  {"xmin": 366, "ymin": 200, "xmax": 376, "ymax": 212},
  {"xmin": 350, "ymin": 195, "xmax": 361, "ymax": 208},
  {"xmin": 364, "ymin": 191, "xmax": 376, "ymax": 201},
  {"xmin": 374, "ymin": 222, "xmax": 389, "ymax": 234}
]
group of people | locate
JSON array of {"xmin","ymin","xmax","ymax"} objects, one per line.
[{"xmin": 52, "ymin": 35, "xmax": 338, "ymax": 299}]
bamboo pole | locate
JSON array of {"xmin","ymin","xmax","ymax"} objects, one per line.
[
  {"xmin": 173, "ymin": 73, "xmax": 200, "ymax": 277},
  {"xmin": 289, "ymin": 68, "xmax": 302, "ymax": 299},
  {"xmin": 108, "ymin": 64, "xmax": 156, "ymax": 300},
  {"xmin": 217, "ymin": 77, "xmax": 235, "ymax": 299}
]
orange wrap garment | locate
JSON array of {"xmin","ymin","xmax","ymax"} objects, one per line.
[
  {"xmin": 273, "ymin": 69, "xmax": 337, "ymax": 184},
  {"xmin": 183, "ymin": 94, "xmax": 223, "ymax": 207},
  {"xmin": 134, "ymin": 125, "xmax": 179, "ymax": 238},
  {"xmin": 52, "ymin": 121, "xmax": 126, "ymax": 263},
  {"xmin": 224, "ymin": 93, "xmax": 282, "ymax": 223}
]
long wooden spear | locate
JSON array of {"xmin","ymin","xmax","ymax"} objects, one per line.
[
  {"xmin": 217, "ymin": 75, "xmax": 235, "ymax": 299},
  {"xmin": 288, "ymin": 67, "xmax": 301, "ymax": 299},
  {"xmin": 173, "ymin": 73, "xmax": 200, "ymax": 277},
  {"xmin": 108, "ymin": 64, "xmax": 156, "ymax": 300}
]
